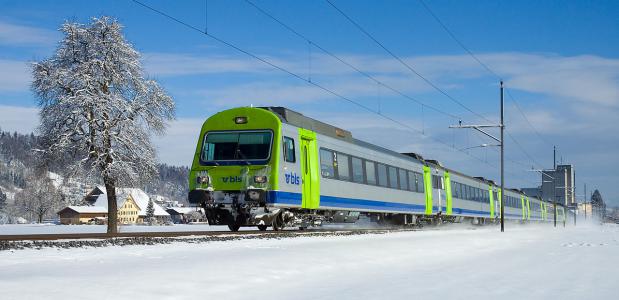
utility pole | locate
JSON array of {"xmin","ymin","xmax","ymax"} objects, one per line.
[
  {"xmin": 500, "ymin": 81, "xmax": 504, "ymax": 233},
  {"xmin": 573, "ymin": 170, "xmax": 576, "ymax": 226},
  {"xmin": 584, "ymin": 183, "xmax": 587, "ymax": 220},
  {"xmin": 451, "ymin": 81, "xmax": 504, "ymax": 232},
  {"xmin": 552, "ymin": 146, "xmax": 557, "ymax": 171}
]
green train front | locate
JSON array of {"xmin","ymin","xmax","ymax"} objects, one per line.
[{"xmin": 188, "ymin": 107, "xmax": 286, "ymax": 231}]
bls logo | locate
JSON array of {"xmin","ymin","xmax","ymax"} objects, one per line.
[
  {"xmin": 222, "ymin": 176, "xmax": 243, "ymax": 183},
  {"xmin": 285, "ymin": 172, "xmax": 300, "ymax": 185}
]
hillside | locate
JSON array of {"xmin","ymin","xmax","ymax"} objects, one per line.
[{"xmin": 0, "ymin": 129, "xmax": 189, "ymax": 223}]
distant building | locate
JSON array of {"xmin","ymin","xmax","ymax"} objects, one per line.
[
  {"xmin": 57, "ymin": 206, "xmax": 108, "ymax": 225},
  {"xmin": 521, "ymin": 187, "xmax": 542, "ymax": 199},
  {"xmin": 92, "ymin": 187, "xmax": 170, "ymax": 224},
  {"xmin": 166, "ymin": 207, "xmax": 202, "ymax": 224},
  {"xmin": 540, "ymin": 164, "xmax": 575, "ymax": 206},
  {"xmin": 83, "ymin": 186, "xmax": 106, "ymax": 205}
]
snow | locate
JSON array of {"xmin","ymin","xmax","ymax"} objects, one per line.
[
  {"xmin": 0, "ymin": 223, "xmax": 617, "ymax": 299},
  {"xmin": 47, "ymin": 171, "xmax": 63, "ymax": 189}
]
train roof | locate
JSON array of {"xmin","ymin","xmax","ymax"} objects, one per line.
[
  {"xmin": 257, "ymin": 106, "xmax": 542, "ymax": 200},
  {"xmin": 260, "ymin": 106, "xmax": 425, "ymax": 165}
]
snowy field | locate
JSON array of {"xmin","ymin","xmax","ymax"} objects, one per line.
[{"xmin": 1, "ymin": 223, "xmax": 616, "ymax": 300}]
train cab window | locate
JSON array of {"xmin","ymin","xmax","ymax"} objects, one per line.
[
  {"xmin": 387, "ymin": 166, "xmax": 398, "ymax": 188},
  {"xmin": 337, "ymin": 153, "xmax": 351, "ymax": 181},
  {"xmin": 376, "ymin": 163, "xmax": 388, "ymax": 187},
  {"xmin": 351, "ymin": 157, "xmax": 364, "ymax": 183},
  {"xmin": 283, "ymin": 137, "xmax": 295, "ymax": 163},
  {"xmin": 398, "ymin": 169, "xmax": 408, "ymax": 190},
  {"xmin": 365, "ymin": 161, "xmax": 377, "ymax": 185},
  {"xmin": 201, "ymin": 131, "xmax": 272, "ymax": 162},
  {"xmin": 319, "ymin": 148, "xmax": 335, "ymax": 178}
]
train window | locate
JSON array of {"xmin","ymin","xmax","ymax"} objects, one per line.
[
  {"xmin": 351, "ymin": 157, "xmax": 364, "ymax": 183},
  {"xmin": 337, "ymin": 153, "xmax": 351, "ymax": 181},
  {"xmin": 466, "ymin": 186, "xmax": 472, "ymax": 201},
  {"xmin": 377, "ymin": 163, "xmax": 388, "ymax": 187},
  {"xmin": 452, "ymin": 182, "xmax": 459, "ymax": 199},
  {"xmin": 407, "ymin": 171, "xmax": 416, "ymax": 192},
  {"xmin": 387, "ymin": 166, "xmax": 398, "ymax": 188},
  {"xmin": 416, "ymin": 172, "xmax": 424, "ymax": 193},
  {"xmin": 283, "ymin": 137, "xmax": 295, "ymax": 163},
  {"xmin": 365, "ymin": 161, "xmax": 377, "ymax": 185},
  {"xmin": 398, "ymin": 169, "xmax": 408, "ymax": 190},
  {"xmin": 319, "ymin": 148, "xmax": 335, "ymax": 178}
]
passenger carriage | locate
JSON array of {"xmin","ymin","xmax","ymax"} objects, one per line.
[{"xmin": 188, "ymin": 106, "xmax": 564, "ymax": 231}]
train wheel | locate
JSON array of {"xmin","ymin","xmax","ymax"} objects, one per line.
[
  {"xmin": 228, "ymin": 223, "xmax": 240, "ymax": 232},
  {"xmin": 272, "ymin": 214, "xmax": 285, "ymax": 231},
  {"xmin": 257, "ymin": 225, "xmax": 268, "ymax": 231}
]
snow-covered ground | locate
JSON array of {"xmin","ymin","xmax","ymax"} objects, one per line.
[{"xmin": 1, "ymin": 223, "xmax": 616, "ymax": 300}]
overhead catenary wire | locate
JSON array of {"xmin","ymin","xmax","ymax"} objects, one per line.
[
  {"xmin": 418, "ymin": 0, "xmax": 556, "ymax": 156},
  {"xmin": 505, "ymin": 89, "xmax": 554, "ymax": 149},
  {"xmin": 325, "ymin": 0, "xmax": 492, "ymax": 123},
  {"xmin": 130, "ymin": 0, "xmax": 496, "ymax": 169},
  {"xmin": 244, "ymin": 0, "xmax": 461, "ymax": 121}
]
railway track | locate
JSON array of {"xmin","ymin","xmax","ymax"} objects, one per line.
[{"xmin": 0, "ymin": 227, "xmax": 413, "ymax": 242}]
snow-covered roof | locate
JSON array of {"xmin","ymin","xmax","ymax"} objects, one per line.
[
  {"xmin": 94, "ymin": 188, "xmax": 169, "ymax": 216},
  {"xmin": 166, "ymin": 207, "xmax": 196, "ymax": 214},
  {"xmin": 60, "ymin": 206, "xmax": 108, "ymax": 214}
]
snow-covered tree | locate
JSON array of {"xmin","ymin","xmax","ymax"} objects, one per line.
[
  {"xmin": 0, "ymin": 188, "xmax": 6, "ymax": 211},
  {"xmin": 31, "ymin": 17, "xmax": 175, "ymax": 233},
  {"xmin": 145, "ymin": 199, "xmax": 155, "ymax": 225},
  {"xmin": 16, "ymin": 174, "xmax": 63, "ymax": 223}
]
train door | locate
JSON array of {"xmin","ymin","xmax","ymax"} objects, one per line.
[
  {"xmin": 423, "ymin": 166, "xmax": 433, "ymax": 215},
  {"xmin": 433, "ymin": 173, "xmax": 444, "ymax": 214},
  {"xmin": 299, "ymin": 128, "xmax": 320, "ymax": 209}
]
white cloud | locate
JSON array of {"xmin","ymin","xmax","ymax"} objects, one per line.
[
  {"xmin": 0, "ymin": 105, "xmax": 38, "ymax": 133},
  {"xmin": 152, "ymin": 117, "xmax": 205, "ymax": 167},
  {"xmin": 142, "ymin": 52, "xmax": 273, "ymax": 76},
  {"xmin": 0, "ymin": 20, "xmax": 57, "ymax": 46},
  {"xmin": 0, "ymin": 59, "xmax": 31, "ymax": 92}
]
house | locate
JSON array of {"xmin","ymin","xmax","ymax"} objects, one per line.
[
  {"xmin": 166, "ymin": 207, "xmax": 202, "ymax": 224},
  {"xmin": 83, "ymin": 186, "xmax": 106, "ymax": 205},
  {"xmin": 93, "ymin": 187, "xmax": 170, "ymax": 224},
  {"xmin": 57, "ymin": 206, "xmax": 108, "ymax": 225}
]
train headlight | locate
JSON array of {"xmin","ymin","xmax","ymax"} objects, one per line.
[
  {"xmin": 197, "ymin": 175, "xmax": 210, "ymax": 185},
  {"xmin": 253, "ymin": 176, "xmax": 268, "ymax": 184},
  {"xmin": 234, "ymin": 116, "xmax": 248, "ymax": 124}
]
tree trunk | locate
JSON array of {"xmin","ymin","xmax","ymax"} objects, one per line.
[{"xmin": 104, "ymin": 177, "xmax": 118, "ymax": 234}]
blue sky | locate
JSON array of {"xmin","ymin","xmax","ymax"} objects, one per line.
[{"xmin": 1, "ymin": 0, "xmax": 618, "ymax": 206}]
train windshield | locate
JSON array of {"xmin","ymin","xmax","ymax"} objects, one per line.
[{"xmin": 201, "ymin": 131, "xmax": 273, "ymax": 164}]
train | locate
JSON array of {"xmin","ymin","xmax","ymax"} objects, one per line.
[{"xmin": 188, "ymin": 106, "xmax": 569, "ymax": 231}]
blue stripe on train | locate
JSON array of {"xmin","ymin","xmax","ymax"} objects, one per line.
[{"xmin": 267, "ymin": 191, "xmax": 523, "ymax": 218}]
